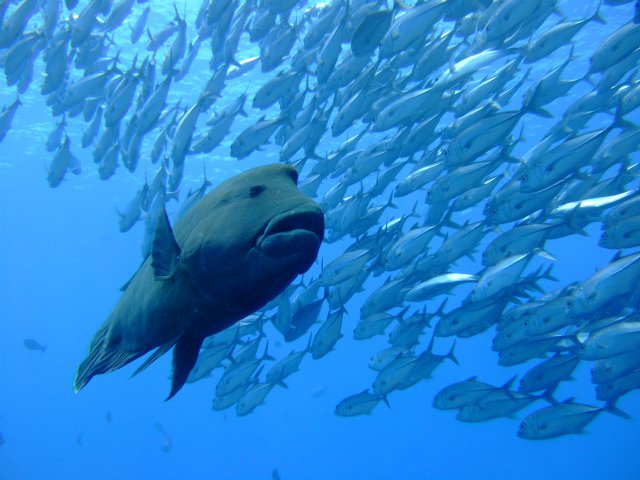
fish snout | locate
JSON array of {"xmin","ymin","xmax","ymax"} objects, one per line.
[{"xmin": 257, "ymin": 205, "xmax": 324, "ymax": 271}]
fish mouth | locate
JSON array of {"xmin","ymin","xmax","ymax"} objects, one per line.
[{"xmin": 256, "ymin": 205, "xmax": 324, "ymax": 267}]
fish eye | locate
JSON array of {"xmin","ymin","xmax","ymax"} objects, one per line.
[
  {"xmin": 491, "ymin": 209, "xmax": 498, "ymax": 216},
  {"xmin": 519, "ymin": 422, "xmax": 526, "ymax": 430},
  {"xmin": 286, "ymin": 168, "xmax": 299, "ymax": 184},
  {"xmin": 521, "ymin": 176, "xmax": 527, "ymax": 183},
  {"xmin": 249, "ymin": 184, "xmax": 265, "ymax": 198}
]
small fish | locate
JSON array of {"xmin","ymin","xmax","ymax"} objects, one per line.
[
  {"xmin": 310, "ymin": 385, "xmax": 327, "ymax": 398},
  {"xmin": 351, "ymin": 9, "xmax": 393, "ymax": 57},
  {"xmin": 24, "ymin": 338, "xmax": 46, "ymax": 352},
  {"xmin": 335, "ymin": 389, "xmax": 389, "ymax": 417},
  {"xmin": 518, "ymin": 400, "xmax": 628, "ymax": 440}
]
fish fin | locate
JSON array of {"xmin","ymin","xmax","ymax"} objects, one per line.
[
  {"xmin": 132, "ymin": 336, "xmax": 179, "ymax": 378},
  {"xmin": 278, "ymin": 381, "xmax": 288, "ymax": 388},
  {"xmin": 152, "ymin": 205, "xmax": 181, "ymax": 280},
  {"xmin": 446, "ymin": 340, "xmax": 459, "ymax": 366},
  {"xmin": 166, "ymin": 333, "xmax": 203, "ymax": 401},
  {"xmin": 262, "ymin": 341, "xmax": 275, "ymax": 361},
  {"xmin": 500, "ymin": 375, "xmax": 517, "ymax": 395},
  {"xmin": 425, "ymin": 334, "xmax": 435, "ymax": 355},
  {"xmin": 74, "ymin": 317, "xmax": 147, "ymax": 393},
  {"xmin": 69, "ymin": 153, "xmax": 82, "ymax": 175},
  {"xmin": 541, "ymin": 386, "xmax": 559, "ymax": 405},
  {"xmin": 252, "ymin": 365, "xmax": 265, "ymax": 382},
  {"xmin": 381, "ymin": 395, "xmax": 390, "ymax": 408},
  {"xmin": 433, "ymin": 298, "xmax": 448, "ymax": 320},
  {"xmin": 605, "ymin": 402, "xmax": 631, "ymax": 420},
  {"xmin": 120, "ymin": 259, "xmax": 146, "ymax": 291},
  {"xmin": 536, "ymin": 249, "xmax": 556, "ymax": 262},
  {"xmin": 590, "ymin": 1, "xmax": 606, "ymax": 25},
  {"xmin": 527, "ymin": 105, "xmax": 554, "ymax": 118}
]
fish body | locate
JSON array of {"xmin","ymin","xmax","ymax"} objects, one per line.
[
  {"xmin": 0, "ymin": 96, "xmax": 22, "ymax": 142},
  {"xmin": 518, "ymin": 401, "xmax": 615, "ymax": 439},
  {"xmin": 567, "ymin": 253, "xmax": 640, "ymax": 319},
  {"xmin": 236, "ymin": 382, "xmax": 277, "ymax": 416},
  {"xmin": 24, "ymin": 338, "xmax": 46, "ymax": 352},
  {"xmin": 591, "ymin": 350, "xmax": 640, "ymax": 384},
  {"xmin": 519, "ymin": 354, "xmax": 580, "ymax": 394},
  {"xmin": 311, "ymin": 308, "xmax": 344, "ymax": 359},
  {"xmin": 74, "ymin": 165, "xmax": 323, "ymax": 399},
  {"xmin": 457, "ymin": 391, "xmax": 540, "ymax": 422},
  {"xmin": 335, "ymin": 389, "xmax": 387, "ymax": 416},
  {"xmin": 580, "ymin": 320, "xmax": 640, "ymax": 360}
]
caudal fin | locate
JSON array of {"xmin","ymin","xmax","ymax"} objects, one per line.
[{"xmin": 74, "ymin": 318, "xmax": 147, "ymax": 393}]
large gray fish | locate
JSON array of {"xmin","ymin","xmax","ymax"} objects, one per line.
[{"xmin": 74, "ymin": 165, "xmax": 324, "ymax": 399}]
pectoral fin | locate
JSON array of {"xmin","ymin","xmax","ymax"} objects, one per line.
[{"xmin": 166, "ymin": 333, "xmax": 203, "ymax": 401}]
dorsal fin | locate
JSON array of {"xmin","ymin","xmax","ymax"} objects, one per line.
[{"xmin": 152, "ymin": 206, "xmax": 181, "ymax": 279}]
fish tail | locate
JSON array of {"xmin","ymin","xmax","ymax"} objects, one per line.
[
  {"xmin": 605, "ymin": 402, "xmax": 631, "ymax": 420},
  {"xmin": 446, "ymin": 340, "xmax": 459, "ymax": 366},
  {"xmin": 74, "ymin": 318, "xmax": 146, "ymax": 393}
]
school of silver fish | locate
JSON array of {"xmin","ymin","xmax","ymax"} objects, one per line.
[{"xmin": 1, "ymin": 0, "xmax": 640, "ymax": 439}]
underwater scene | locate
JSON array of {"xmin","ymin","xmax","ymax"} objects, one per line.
[{"xmin": 1, "ymin": 0, "xmax": 640, "ymax": 478}]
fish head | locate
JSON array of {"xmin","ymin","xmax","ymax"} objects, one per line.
[
  {"xmin": 180, "ymin": 164, "xmax": 324, "ymax": 318},
  {"xmin": 229, "ymin": 139, "xmax": 244, "ymax": 158},
  {"xmin": 595, "ymin": 383, "xmax": 613, "ymax": 401},
  {"xmin": 564, "ymin": 291, "xmax": 589, "ymax": 319},
  {"xmin": 517, "ymin": 414, "xmax": 542, "ymax": 439},
  {"xmin": 483, "ymin": 199, "xmax": 502, "ymax": 225},
  {"xmin": 432, "ymin": 391, "xmax": 456, "ymax": 410}
]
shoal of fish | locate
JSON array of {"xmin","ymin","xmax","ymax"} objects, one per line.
[{"xmin": 2, "ymin": 0, "xmax": 640, "ymax": 440}]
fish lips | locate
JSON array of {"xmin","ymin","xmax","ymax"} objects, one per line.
[{"xmin": 256, "ymin": 205, "xmax": 324, "ymax": 271}]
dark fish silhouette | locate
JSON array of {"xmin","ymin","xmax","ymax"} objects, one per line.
[
  {"xmin": 74, "ymin": 164, "xmax": 324, "ymax": 399},
  {"xmin": 351, "ymin": 10, "xmax": 393, "ymax": 57},
  {"xmin": 23, "ymin": 338, "xmax": 46, "ymax": 352}
]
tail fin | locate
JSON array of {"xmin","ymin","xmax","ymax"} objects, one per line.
[
  {"xmin": 74, "ymin": 317, "xmax": 147, "ymax": 393},
  {"xmin": 446, "ymin": 340, "xmax": 459, "ymax": 366}
]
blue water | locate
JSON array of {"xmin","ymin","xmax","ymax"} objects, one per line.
[{"xmin": 1, "ymin": 1, "xmax": 639, "ymax": 479}]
